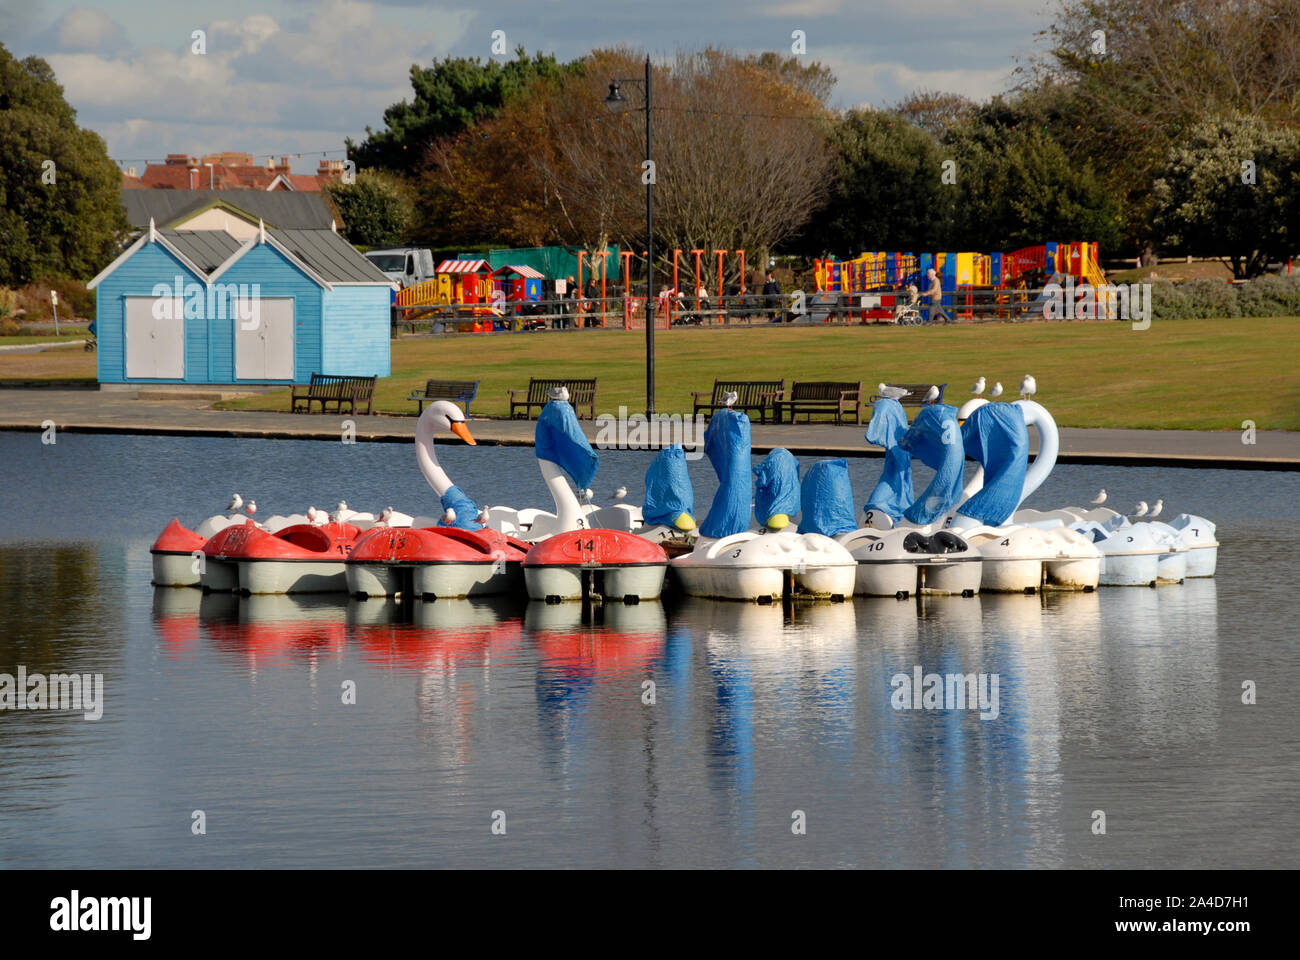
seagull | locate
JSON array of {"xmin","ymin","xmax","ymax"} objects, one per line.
[
  {"xmin": 547, "ymin": 385, "xmax": 570, "ymax": 403},
  {"xmin": 879, "ymin": 383, "xmax": 910, "ymax": 400},
  {"xmin": 1133, "ymin": 501, "xmax": 1149, "ymax": 518},
  {"xmin": 477, "ymin": 508, "xmax": 491, "ymax": 525},
  {"xmin": 331, "ymin": 500, "xmax": 350, "ymax": 524},
  {"xmin": 1148, "ymin": 498, "xmax": 1163, "ymax": 518},
  {"xmin": 227, "ymin": 493, "xmax": 243, "ymax": 513},
  {"xmin": 1019, "ymin": 375, "xmax": 1037, "ymax": 399},
  {"xmin": 971, "ymin": 377, "xmax": 986, "ymax": 395},
  {"xmin": 1090, "ymin": 488, "xmax": 1107, "ymax": 505},
  {"xmin": 613, "ymin": 486, "xmax": 628, "ymax": 502},
  {"xmin": 922, "ymin": 385, "xmax": 940, "ymax": 404},
  {"xmin": 582, "ymin": 488, "xmax": 595, "ymax": 503},
  {"xmin": 245, "ymin": 499, "xmax": 257, "ymax": 517},
  {"xmin": 377, "ymin": 507, "xmax": 394, "ymax": 526},
  {"xmin": 990, "ymin": 382, "xmax": 1004, "ymax": 398},
  {"xmin": 441, "ymin": 507, "xmax": 457, "ymax": 525},
  {"xmin": 307, "ymin": 506, "xmax": 325, "ymax": 525},
  {"xmin": 722, "ymin": 390, "xmax": 739, "ymax": 408}
]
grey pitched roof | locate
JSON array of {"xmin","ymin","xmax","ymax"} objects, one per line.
[
  {"xmin": 159, "ymin": 229, "xmax": 245, "ymax": 273},
  {"xmin": 123, "ymin": 189, "xmax": 338, "ymax": 230},
  {"xmin": 271, "ymin": 229, "xmax": 392, "ymax": 284}
]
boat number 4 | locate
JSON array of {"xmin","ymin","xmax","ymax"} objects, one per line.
[
  {"xmin": 574, "ymin": 538, "xmax": 596, "ymax": 552},
  {"xmin": 1001, "ymin": 538, "xmax": 1010, "ymax": 546}
]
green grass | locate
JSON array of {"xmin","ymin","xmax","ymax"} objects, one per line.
[
  {"xmin": 0, "ymin": 333, "xmax": 89, "ymax": 346},
  {"xmin": 218, "ymin": 316, "xmax": 1300, "ymax": 430}
]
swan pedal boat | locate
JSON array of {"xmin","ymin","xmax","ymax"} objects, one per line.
[
  {"xmin": 836, "ymin": 527, "xmax": 983, "ymax": 598},
  {"xmin": 197, "ymin": 521, "xmax": 363, "ymax": 594},
  {"xmin": 523, "ymin": 529, "xmax": 668, "ymax": 603},
  {"xmin": 345, "ymin": 525, "xmax": 529, "ymax": 599},
  {"xmin": 669, "ymin": 529, "xmax": 856, "ymax": 603}
]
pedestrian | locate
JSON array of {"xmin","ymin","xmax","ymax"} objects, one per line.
[
  {"xmin": 762, "ymin": 271, "xmax": 782, "ymax": 322},
  {"xmin": 923, "ymin": 268, "xmax": 952, "ymax": 324},
  {"xmin": 559, "ymin": 275, "xmax": 577, "ymax": 329}
]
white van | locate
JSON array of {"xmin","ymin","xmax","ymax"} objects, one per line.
[{"xmin": 365, "ymin": 248, "xmax": 436, "ymax": 288}]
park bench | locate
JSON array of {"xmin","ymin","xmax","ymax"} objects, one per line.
[
  {"xmin": 692, "ymin": 379, "xmax": 785, "ymax": 423},
  {"xmin": 408, "ymin": 378, "xmax": 480, "ymax": 415},
  {"xmin": 290, "ymin": 373, "xmax": 377, "ymax": 415},
  {"xmin": 867, "ymin": 383, "xmax": 948, "ymax": 408},
  {"xmin": 508, "ymin": 377, "xmax": 598, "ymax": 420},
  {"xmin": 773, "ymin": 380, "xmax": 864, "ymax": 424}
]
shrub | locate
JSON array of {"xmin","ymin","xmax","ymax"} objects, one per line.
[
  {"xmin": 1148, "ymin": 280, "xmax": 1193, "ymax": 321},
  {"xmin": 1238, "ymin": 275, "xmax": 1300, "ymax": 317},
  {"xmin": 1183, "ymin": 278, "xmax": 1240, "ymax": 318}
]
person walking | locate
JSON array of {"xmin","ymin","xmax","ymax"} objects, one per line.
[
  {"xmin": 923, "ymin": 268, "xmax": 952, "ymax": 324},
  {"xmin": 762, "ymin": 271, "xmax": 783, "ymax": 322}
]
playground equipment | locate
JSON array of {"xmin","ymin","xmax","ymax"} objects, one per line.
[{"xmin": 815, "ymin": 242, "xmax": 1109, "ymax": 322}]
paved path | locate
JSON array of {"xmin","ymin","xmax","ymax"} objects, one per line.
[{"xmin": 1, "ymin": 388, "xmax": 1295, "ymax": 470}]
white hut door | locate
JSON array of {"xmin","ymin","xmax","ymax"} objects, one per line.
[
  {"xmin": 124, "ymin": 296, "xmax": 185, "ymax": 379},
  {"xmin": 235, "ymin": 298, "xmax": 294, "ymax": 380}
]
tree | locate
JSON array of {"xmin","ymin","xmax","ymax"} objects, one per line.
[
  {"xmin": 799, "ymin": 108, "xmax": 955, "ymax": 256},
  {"xmin": 1152, "ymin": 117, "xmax": 1300, "ymax": 278},
  {"xmin": 0, "ymin": 43, "xmax": 129, "ymax": 285},
  {"xmin": 347, "ymin": 48, "xmax": 581, "ymax": 176},
  {"xmin": 893, "ymin": 89, "xmax": 977, "ymax": 140},
  {"xmin": 323, "ymin": 170, "xmax": 412, "ymax": 248}
]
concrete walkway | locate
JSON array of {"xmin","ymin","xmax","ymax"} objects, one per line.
[{"xmin": 1, "ymin": 388, "xmax": 1295, "ymax": 470}]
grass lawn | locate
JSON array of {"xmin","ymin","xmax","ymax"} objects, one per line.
[{"xmin": 0, "ymin": 335, "xmax": 96, "ymax": 382}]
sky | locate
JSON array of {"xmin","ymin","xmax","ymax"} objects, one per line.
[{"xmin": 1, "ymin": 0, "xmax": 1055, "ymax": 174}]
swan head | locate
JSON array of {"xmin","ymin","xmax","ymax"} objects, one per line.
[{"xmin": 422, "ymin": 400, "xmax": 476, "ymax": 445}]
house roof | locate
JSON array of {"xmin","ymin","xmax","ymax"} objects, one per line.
[
  {"xmin": 88, "ymin": 224, "xmax": 393, "ymax": 290},
  {"xmin": 438, "ymin": 259, "xmax": 491, "ymax": 273},
  {"xmin": 495, "ymin": 264, "xmax": 545, "ymax": 279},
  {"xmin": 122, "ymin": 189, "xmax": 338, "ymax": 231}
]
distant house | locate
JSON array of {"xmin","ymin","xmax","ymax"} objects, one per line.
[
  {"xmin": 86, "ymin": 222, "xmax": 395, "ymax": 386},
  {"xmin": 121, "ymin": 189, "xmax": 340, "ymax": 241},
  {"xmin": 121, "ymin": 152, "xmax": 346, "ymax": 192}
]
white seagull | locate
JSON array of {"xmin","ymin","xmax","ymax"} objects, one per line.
[
  {"xmin": 721, "ymin": 390, "xmax": 739, "ymax": 408},
  {"xmin": 971, "ymin": 377, "xmax": 986, "ymax": 395},
  {"xmin": 245, "ymin": 499, "xmax": 257, "ymax": 517},
  {"xmin": 1148, "ymin": 498, "xmax": 1163, "ymax": 518},
  {"xmin": 1019, "ymin": 375, "xmax": 1037, "ymax": 399},
  {"xmin": 441, "ymin": 507, "xmax": 457, "ymax": 525},
  {"xmin": 879, "ymin": 383, "xmax": 911, "ymax": 400},
  {"xmin": 307, "ymin": 506, "xmax": 326, "ymax": 525},
  {"xmin": 1090, "ymin": 488, "xmax": 1107, "ymax": 505},
  {"xmin": 1133, "ymin": 501, "xmax": 1149, "ymax": 518},
  {"xmin": 613, "ymin": 486, "xmax": 628, "ymax": 502},
  {"xmin": 989, "ymin": 382, "xmax": 1004, "ymax": 398},
  {"xmin": 331, "ymin": 500, "xmax": 351, "ymax": 524},
  {"xmin": 922, "ymin": 385, "xmax": 940, "ymax": 405},
  {"xmin": 377, "ymin": 507, "xmax": 394, "ymax": 526},
  {"xmin": 548, "ymin": 385, "xmax": 570, "ymax": 403},
  {"xmin": 227, "ymin": 493, "xmax": 244, "ymax": 512}
]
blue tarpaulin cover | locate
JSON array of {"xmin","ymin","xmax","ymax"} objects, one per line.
[
  {"xmin": 959, "ymin": 402, "xmax": 1029, "ymax": 526},
  {"xmin": 699, "ymin": 408, "xmax": 753, "ymax": 538},
  {"xmin": 439, "ymin": 485, "xmax": 483, "ymax": 530},
  {"xmin": 900, "ymin": 404, "xmax": 965, "ymax": 524},
  {"xmin": 754, "ymin": 448, "xmax": 801, "ymax": 525},
  {"xmin": 643, "ymin": 445, "xmax": 694, "ymax": 527},
  {"xmin": 798, "ymin": 459, "xmax": 858, "ymax": 536},
  {"xmin": 863, "ymin": 398, "xmax": 915, "ymax": 521},
  {"xmin": 535, "ymin": 400, "xmax": 598, "ymax": 491}
]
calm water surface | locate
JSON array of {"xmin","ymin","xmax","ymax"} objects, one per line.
[{"xmin": 1, "ymin": 430, "xmax": 1297, "ymax": 868}]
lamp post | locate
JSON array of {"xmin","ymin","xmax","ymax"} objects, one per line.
[{"xmin": 605, "ymin": 56, "xmax": 655, "ymax": 416}]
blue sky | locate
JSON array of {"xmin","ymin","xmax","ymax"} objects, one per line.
[{"xmin": 1, "ymin": 0, "xmax": 1054, "ymax": 174}]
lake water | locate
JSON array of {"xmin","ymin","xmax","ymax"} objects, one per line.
[{"xmin": 1, "ymin": 430, "xmax": 1297, "ymax": 868}]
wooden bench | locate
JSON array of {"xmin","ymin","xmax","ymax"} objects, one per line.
[
  {"xmin": 773, "ymin": 380, "xmax": 864, "ymax": 424},
  {"xmin": 692, "ymin": 379, "xmax": 785, "ymax": 423},
  {"xmin": 867, "ymin": 382, "xmax": 947, "ymax": 408},
  {"xmin": 508, "ymin": 377, "xmax": 598, "ymax": 420},
  {"xmin": 408, "ymin": 378, "xmax": 480, "ymax": 415},
  {"xmin": 290, "ymin": 373, "xmax": 377, "ymax": 415}
]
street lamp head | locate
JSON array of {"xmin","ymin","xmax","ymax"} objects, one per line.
[{"xmin": 604, "ymin": 81, "xmax": 626, "ymax": 110}]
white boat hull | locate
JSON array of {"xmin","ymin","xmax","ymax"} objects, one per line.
[
  {"xmin": 920, "ymin": 558, "xmax": 983, "ymax": 596},
  {"xmin": 853, "ymin": 561, "xmax": 920, "ymax": 598},
  {"xmin": 1043, "ymin": 556, "xmax": 1100, "ymax": 591},
  {"xmin": 346, "ymin": 561, "xmax": 522, "ymax": 599},
  {"xmin": 199, "ymin": 558, "xmax": 239, "ymax": 593},
  {"xmin": 152, "ymin": 551, "xmax": 201, "ymax": 587},
  {"xmin": 1156, "ymin": 550, "xmax": 1188, "ymax": 583},
  {"xmin": 980, "ymin": 557, "xmax": 1044, "ymax": 593},
  {"xmin": 524, "ymin": 564, "xmax": 666, "ymax": 602},
  {"xmin": 1099, "ymin": 551, "xmax": 1160, "ymax": 587},
  {"xmin": 1185, "ymin": 544, "xmax": 1218, "ymax": 578},
  {"xmin": 239, "ymin": 560, "xmax": 349, "ymax": 595}
]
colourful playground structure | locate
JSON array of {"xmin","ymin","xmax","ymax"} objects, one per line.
[{"xmin": 814, "ymin": 242, "xmax": 1109, "ymax": 322}]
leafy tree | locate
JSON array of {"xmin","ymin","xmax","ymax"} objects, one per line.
[
  {"xmin": 347, "ymin": 48, "xmax": 581, "ymax": 176},
  {"xmin": 799, "ymin": 108, "xmax": 955, "ymax": 256},
  {"xmin": 1152, "ymin": 117, "xmax": 1300, "ymax": 278},
  {"xmin": 0, "ymin": 43, "xmax": 129, "ymax": 285},
  {"xmin": 323, "ymin": 169, "xmax": 412, "ymax": 248}
]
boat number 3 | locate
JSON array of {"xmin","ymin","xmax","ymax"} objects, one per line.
[
  {"xmin": 731, "ymin": 549, "xmax": 742, "ymax": 558},
  {"xmin": 1127, "ymin": 536, "xmax": 1134, "ymax": 542}
]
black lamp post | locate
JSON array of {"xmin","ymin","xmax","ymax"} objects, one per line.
[{"xmin": 605, "ymin": 56, "xmax": 655, "ymax": 416}]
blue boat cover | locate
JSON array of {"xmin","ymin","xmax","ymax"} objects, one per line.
[
  {"xmin": 864, "ymin": 398, "xmax": 915, "ymax": 521},
  {"xmin": 535, "ymin": 400, "xmax": 598, "ymax": 491},
  {"xmin": 439, "ymin": 484, "xmax": 484, "ymax": 530},
  {"xmin": 798, "ymin": 459, "xmax": 858, "ymax": 536},
  {"xmin": 959, "ymin": 402, "xmax": 1029, "ymax": 526},
  {"xmin": 753, "ymin": 448, "xmax": 801, "ymax": 525},
  {"xmin": 699, "ymin": 408, "xmax": 753, "ymax": 538},
  {"xmin": 900, "ymin": 403, "xmax": 965, "ymax": 524},
  {"xmin": 642, "ymin": 445, "xmax": 694, "ymax": 527}
]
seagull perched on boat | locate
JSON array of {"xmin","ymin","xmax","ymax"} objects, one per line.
[
  {"xmin": 989, "ymin": 382, "xmax": 1004, "ymax": 398},
  {"xmin": 878, "ymin": 383, "xmax": 910, "ymax": 400},
  {"xmin": 721, "ymin": 390, "xmax": 739, "ymax": 408},
  {"xmin": 441, "ymin": 507, "xmax": 457, "ymax": 525},
  {"xmin": 582, "ymin": 488, "xmax": 595, "ymax": 503},
  {"xmin": 971, "ymin": 377, "xmax": 986, "ymax": 396},
  {"xmin": 307, "ymin": 506, "xmax": 326, "ymax": 525},
  {"xmin": 227, "ymin": 493, "xmax": 243, "ymax": 513},
  {"xmin": 922, "ymin": 385, "xmax": 940, "ymax": 404},
  {"xmin": 1149, "ymin": 498, "xmax": 1163, "ymax": 518},
  {"xmin": 377, "ymin": 507, "xmax": 394, "ymax": 526},
  {"xmin": 331, "ymin": 500, "xmax": 351, "ymax": 524},
  {"xmin": 1090, "ymin": 488, "xmax": 1107, "ymax": 505},
  {"xmin": 1019, "ymin": 375, "xmax": 1037, "ymax": 399},
  {"xmin": 1133, "ymin": 501, "xmax": 1149, "ymax": 518},
  {"xmin": 245, "ymin": 499, "xmax": 257, "ymax": 517},
  {"xmin": 613, "ymin": 486, "xmax": 628, "ymax": 502},
  {"xmin": 548, "ymin": 385, "xmax": 570, "ymax": 403}
]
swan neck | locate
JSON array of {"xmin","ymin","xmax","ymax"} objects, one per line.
[
  {"xmin": 416, "ymin": 416, "xmax": 453, "ymax": 496},
  {"xmin": 540, "ymin": 458, "xmax": 583, "ymax": 529}
]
